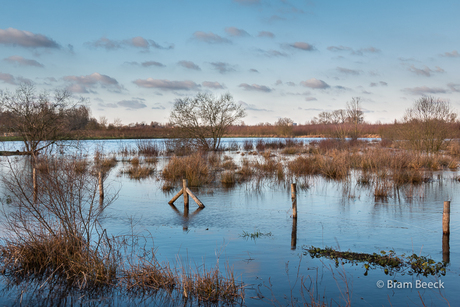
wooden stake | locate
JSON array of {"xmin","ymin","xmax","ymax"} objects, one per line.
[
  {"xmin": 183, "ymin": 179, "xmax": 189, "ymax": 209},
  {"xmin": 33, "ymin": 167, "xmax": 37, "ymax": 203},
  {"xmin": 291, "ymin": 183, "xmax": 297, "ymax": 218},
  {"xmin": 291, "ymin": 216, "xmax": 297, "ymax": 250},
  {"xmin": 186, "ymin": 187, "xmax": 205, "ymax": 208},
  {"xmin": 442, "ymin": 233, "xmax": 450, "ymax": 263},
  {"xmin": 98, "ymin": 171, "xmax": 104, "ymax": 205},
  {"xmin": 443, "ymin": 201, "xmax": 450, "ymax": 235},
  {"xmin": 168, "ymin": 189, "xmax": 184, "ymax": 205},
  {"xmin": 291, "ymin": 183, "xmax": 296, "ymax": 199}
]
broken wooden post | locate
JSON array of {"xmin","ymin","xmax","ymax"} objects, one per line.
[
  {"xmin": 291, "ymin": 215, "xmax": 297, "ymax": 250},
  {"xmin": 291, "ymin": 183, "xmax": 297, "ymax": 218},
  {"xmin": 443, "ymin": 201, "xmax": 450, "ymax": 235},
  {"xmin": 33, "ymin": 166, "xmax": 37, "ymax": 203},
  {"xmin": 442, "ymin": 233, "xmax": 450, "ymax": 263},
  {"xmin": 168, "ymin": 179, "xmax": 205, "ymax": 208},
  {"xmin": 183, "ymin": 179, "xmax": 189, "ymax": 209},
  {"xmin": 98, "ymin": 171, "xmax": 104, "ymax": 206}
]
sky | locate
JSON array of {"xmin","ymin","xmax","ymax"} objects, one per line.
[{"xmin": 0, "ymin": 0, "xmax": 459, "ymax": 126}]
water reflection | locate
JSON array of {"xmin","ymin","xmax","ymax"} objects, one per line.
[{"xmin": 168, "ymin": 203, "xmax": 204, "ymax": 231}]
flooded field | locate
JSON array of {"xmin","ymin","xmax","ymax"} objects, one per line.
[{"xmin": 0, "ymin": 138, "xmax": 458, "ymax": 306}]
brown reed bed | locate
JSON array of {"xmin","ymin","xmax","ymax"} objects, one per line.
[
  {"xmin": 162, "ymin": 152, "xmax": 212, "ymax": 186},
  {"xmin": 125, "ymin": 165, "xmax": 155, "ymax": 179},
  {"xmin": 136, "ymin": 139, "xmax": 161, "ymax": 156}
]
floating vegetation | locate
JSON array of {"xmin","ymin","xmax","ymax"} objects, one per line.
[
  {"xmin": 240, "ymin": 230, "xmax": 272, "ymax": 240},
  {"xmin": 305, "ymin": 246, "xmax": 447, "ymax": 277}
]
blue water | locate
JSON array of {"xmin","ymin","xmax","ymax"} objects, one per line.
[{"xmin": 0, "ymin": 138, "xmax": 458, "ymax": 306}]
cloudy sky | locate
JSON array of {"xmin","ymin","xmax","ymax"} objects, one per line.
[{"xmin": 1, "ymin": 0, "xmax": 459, "ymax": 125}]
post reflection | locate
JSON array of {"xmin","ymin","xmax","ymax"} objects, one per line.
[{"xmin": 168, "ymin": 203, "xmax": 204, "ymax": 232}]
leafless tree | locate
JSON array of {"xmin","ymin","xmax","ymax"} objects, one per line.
[
  {"xmin": 275, "ymin": 117, "xmax": 294, "ymax": 136},
  {"xmin": 401, "ymin": 96, "xmax": 457, "ymax": 152},
  {"xmin": 169, "ymin": 93, "xmax": 246, "ymax": 151}
]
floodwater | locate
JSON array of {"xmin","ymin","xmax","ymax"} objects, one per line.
[{"xmin": 0, "ymin": 138, "xmax": 458, "ymax": 306}]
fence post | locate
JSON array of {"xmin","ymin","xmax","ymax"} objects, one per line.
[
  {"xmin": 291, "ymin": 183, "xmax": 297, "ymax": 218},
  {"xmin": 99, "ymin": 171, "xmax": 104, "ymax": 206},
  {"xmin": 443, "ymin": 201, "xmax": 450, "ymax": 235},
  {"xmin": 183, "ymin": 179, "xmax": 189, "ymax": 209}
]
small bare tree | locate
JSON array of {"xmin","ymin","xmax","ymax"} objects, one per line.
[
  {"xmin": 400, "ymin": 96, "xmax": 457, "ymax": 152},
  {"xmin": 169, "ymin": 93, "xmax": 246, "ymax": 151},
  {"xmin": 275, "ymin": 117, "xmax": 294, "ymax": 136}
]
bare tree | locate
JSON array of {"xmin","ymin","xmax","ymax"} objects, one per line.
[
  {"xmin": 169, "ymin": 93, "xmax": 246, "ymax": 151},
  {"xmin": 400, "ymin": 96, "xmax": 457, "ymax": 152},
  {"xmin": 0, "ymin": 83, "xmax": 84, "ymax": 158},
  {"xmin": 346, "ymin": 97, "xmax": 364, "ymax": 140},
  {"xmin": 275, "ymin": 117, "xmax": 294, "ymax": 136}
]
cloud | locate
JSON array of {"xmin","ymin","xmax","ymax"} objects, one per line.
[
  {"xmin": 63, "ymin": 72, "xmax": 124, "ymax": 93},
  {"xmin": 0, "ymin": 28, "xmax": 60, "ymax": 49},
  {"xmin": 370, "ymin": 81, "xmax": 388, "ymax": 87},
  {"xmin": 202, "ymin": 81, "xmax": 225, "ymax": 89},
  {"xmin": 447, "ymin": 83, "xmax": 460, "ymax": 92},
  {"xmin": 233, "ymin": 0, "xmax": 260, "ymax": 5},
  {"xmin": 98, "ymin": 102, "xmax": 118, "ymax": 108},
  {"xmin": 249, "ymin": 68, "xmax": 259, "ymax": 73},
  {"xmin": 239, "ymin": 83, "xmax": 272, "ymax": 92},
  {"xmin": 0, "ymin": 72, "xmax": 17, "ymax": 84},
  {"xmin": 151, "ymin": 103, "xmax": 165, "ymax": 110},
  {"xmin": 300, "ymin": 78, "xmax": 330, "ymax": 89},
  {"xmin": 141, "ymin": 61, "xmax": 165, "ymax": 67},
  {"xmin": 337, "ymin": 67, "xmax": 361, "ymax": 75},
  {"xmin": 239, "ymin": 101, "xmax": 272, "ymax": 112},
  {"xmin": 327, "ymin": 45, "xmax": 380, "ymax": 55},
  {"xmin": 117, "ymin": 99, "xmax": 147, "ymax": 109},
  {"xmin": 407, "ymin": 65, "xmax": 444, "ymax": 77},
  {"xmin": 210, "ymin": 62, "xmax": 236, "ymax": 74},
  {"xmin": 4, "ymin": 55, "xmax": 44, "ymax": 67},
  {"xmin": 256, "ymin": 48, "xmax": 288, "ymax": 57},
  {"xmin": 258, "ymin": 31, "xmax": 275, "ymax": 38},
  {"xmin": 441, "ymin": 50, "xmax": 459, "ymax": 58},
  {"xmin": 133, "ymin": 78, "xmax": 199, "ymax": 91},
  {"xmin": 289, "ymin": 42, "xmax": 315, "ymax": 51},
  {"xmin": 286, "ymin": 82, "xmax": 296, "ymax": 86},
  {"xmin": 225, "ymin": 27, "xmax": 249, "ymax": 37},
  {"xmin": 193, "ymin": 31, "xmax": 231, "ymax": 44},
  {"xmin": 305, "ymin": 97, "xmax": 318, "ymax": 101},
  {"xmin": 178, "ymin": 60, "xmax": 201, "ymax": 70},
  {"xmin": 275, "ymin": 80, "xmax": 282, "ymax": 85},
  {"xmin": 403, "ymin": 86, "xmax": 447, "ymax": 95},
  {"xmin": 87, "ymin": 36, "xmax": 173, "ymax": 51}
]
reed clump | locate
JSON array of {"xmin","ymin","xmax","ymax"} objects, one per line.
[
  {"xmin": 126, "ymin": 165, "xmax": 155, "ymax": 179},
  {"xmin": 162, "ymin": 152, "xmax": 211, "ymax": 186},
  {"xmin": 221, "ymin": 170, "xmax": 236, "ymax": 187},
  {"xmin": 136, "ymin": 139, "xmax": 161, "ymax": 156}
]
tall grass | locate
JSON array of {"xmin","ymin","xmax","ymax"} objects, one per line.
[{"xmin": 162, "ymin": 152, "xmax": 212, "ymax": 186}]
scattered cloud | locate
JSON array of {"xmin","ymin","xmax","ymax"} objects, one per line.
[
  {"xmin": 141, "ymin": 61, "xmax": 165, "ymax": 67},
  {"xmin": 193, "ymin": 31, "xmax": 231, "ymax": 44},
  {"xmin": 202, "ymin": 81, "xmax": 225, "ymax": 89},
  {"xmin": 98, "ymin": 102, "xmax": 118, "ymax": 108},
  {"xmin": 225, "ymin": 27, "xmax": 249, "ymax": 37},
  {"xmin": 239, "ymin": 83, "xmax": 272, "ymax": 92},
  {"xmin": 256, "ymin": 48, "xmax": 288, "ymax": 57},
  {"xmin": 403, "ymin": 86, "xmax": 447, "ymax": 95},
  {"xmin": 407, "ymin": 65, "xmax": 445, "ymax": 77},
  {"xmin": 447, "ymin": 83, "xmax": 460, "ymax": 92},
  {"xmin": 63, "ymin": 72, "xmax": 124, "ymax": 93},
  {"xmin": 286, "ymin": 82, "xmax": 295, "ymax": 86},
  {"xmin": 0, "ymin": 28, "xmax": 60, "ymax": 49},
  {"xmin": 133, "ymin": 78, "xmax": 200, "ymax": 91},
  {"xmin": 275, "ymin": 80, "xmax": 282, "ymax": 85},
  {"xmin": 0, "ymin": 72, "xmax": 17, "ymax": 84},
  {"xmin": 327, "ymin": 45, "xmax": 380, "ymax": 56},
  {"xmin": 152, "ymin": 103, "xmax": 165, "ymax": 110},
  {"xmin": 4, "ymin": 55, "xmax": 44, "ymax": 67},
  {"xmin": 87, "ymin": 36, "xmax": 173, "ymax": 51},
  {"xmin": 300, "ymin": 78, "xmax": 330, "ymax": 89},
  {"xmin": 249, "ymin": 68, "xmax": 259, "ymax": 73},
  {"xmin": 239, "ymin": 101, "xmax": 272, "ymax": 112},
  {"xmin": 305, "ymin": 97, "xmax": 318, "ymax": 101},
  {"xmin": 210, "ymin": 62, "xmax": 236, "ymax": 74},
  {"xmin": 258, "ymin": 31, "xmax": 275, "ymax": 38},
  {"xmin": 441, "ymin": 50, "xmax": 459, "ymax": 58},
  {"xmin": 289, "ymin": 42, "xmax": 315, "ymax": 51},
  {"xmin": 118, "ymin": 98, "xmax": 147, "ymax": 109},
  {"xmin": 336, "ymin": 67, "xmax": 361, "ymax": 75},
  {"xmin": 370, "ymin": 81, "xmax": 388, "ymax": 87},
  {"xmin": 178, "ymin": 60, "xmax": 201, "ymax": 70}
]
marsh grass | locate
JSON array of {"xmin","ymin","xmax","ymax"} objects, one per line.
[
  {"xmin": 162, "ymin": 152, "xmax": 212, "ymax": 186},
  {"xmin": 125, "ymin": 165, "xmax": 155, "ymax": 179}
]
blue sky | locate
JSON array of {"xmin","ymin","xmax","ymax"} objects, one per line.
[{"xmin": 1, "ymin": 0, "xmax": 459, "ymax": 125}]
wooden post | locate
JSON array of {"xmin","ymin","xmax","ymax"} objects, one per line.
[
  {"xmin": 98, "ymin": 171, "xmax": 104, "ymax": 206},
  {"xmin": 186, "ymin": 187, "xmax": 205, "ymax": 208},
  {"xmin": 183, "ymin": 179, "xmax": 189, "ymax": 209},
  {"xmin": 443, "ymin": 201, "xmax": 450, "ymax": 235},
  {"xmin": 168, "ymin": 189, "xmax": 184, "ymax": 205},
  {"xmin": 291, "ymin": 215, "xmax": 297, "ymax": 250},
  {"xmin": 442, "ymin": 234, "xmax": 450, "ymax": 263},
  {"xmin": 33, "ymin": 167, "xmax": 37, "ymax": 203},
  {"xmin": 291, "ymin": 183, "xmax": 297, "ymax": 218}
]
